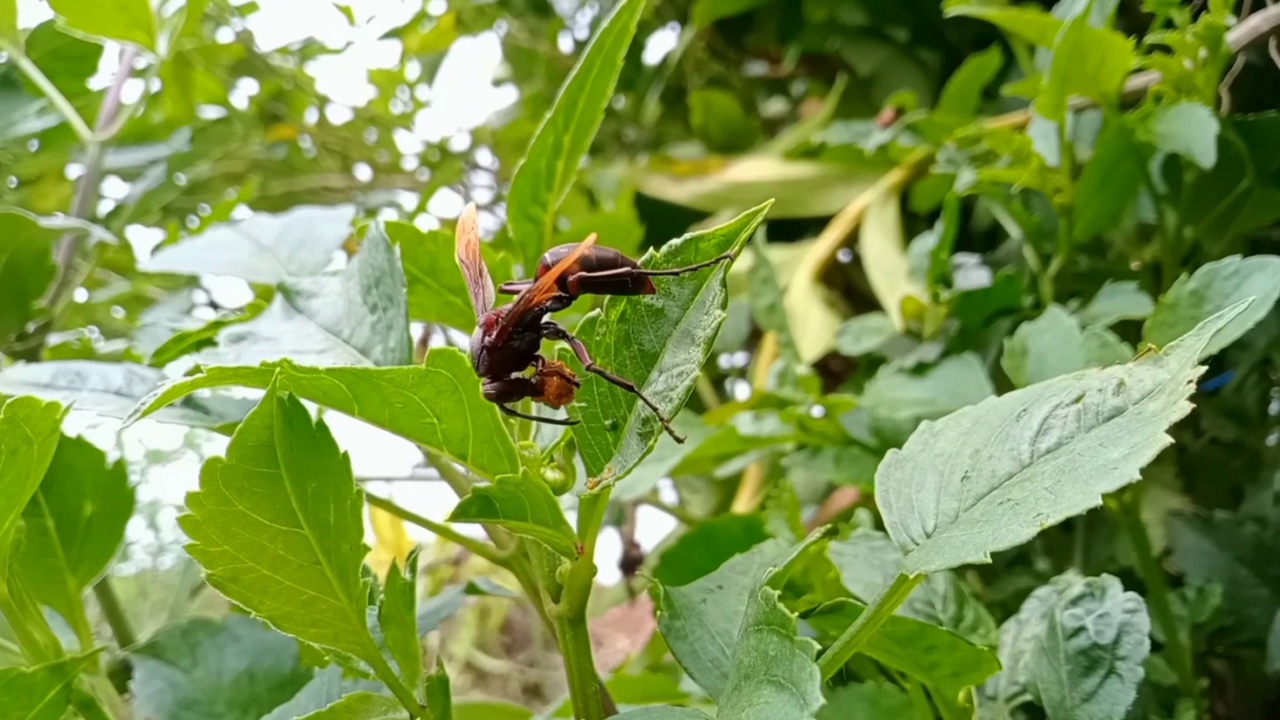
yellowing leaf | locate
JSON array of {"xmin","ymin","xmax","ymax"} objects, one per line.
[{"xmin": 860, "ymin": 186, "xmax": 927, "ymax": 331}]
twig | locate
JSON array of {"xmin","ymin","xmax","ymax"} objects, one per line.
[
  {"xmin": 1219, "ymin": 0, "xmax": 1255, "ymax": 113},
  {"xmin": 363, "ymin": 492, "xmax": 506, "ymax": 566},
  {"xmin": 91, "ymin": 578, "xmax": 138, "ymax": 649}
]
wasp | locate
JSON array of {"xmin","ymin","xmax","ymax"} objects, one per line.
[{"xmin": 454, "ymin": 203, "xmax": 735, "ymax": 443}]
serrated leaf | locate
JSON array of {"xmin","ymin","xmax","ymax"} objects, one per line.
[
  {"xmin": 943, "ymin": 3, "xmax": 1063, "ymax": 46},
  {"xmin": 860, "ymin": 185, "xmax": 926, "ymax": 330},
  {"xmin": 179, "ymin": 385, "xmax": 383, "ymax": 664},
  {"xmin": 196, "ymin": 224, "xmax": 411, "ymax": 367},
  {"xmin": 48, "ymin": 0, "xmax": 157, "ymax": 50},
  {"xmin": 141, "ymin": 205, "xmax": 356, "ymax": 283},
  {"xmin": 1143, "ymin": 254, "xmax": 1280, "ymax": 360},
  {"xmin": 1036, "ymin": 16, "xmax": 1135, "ymax": 121},
  {"xmin": 378, "ymin": 551, "xmax": 422, "ymax": 692},
  {"xmin": 1027, "ymin": 575, "xmax": 1150, "ymax": 720},
  {"xmin": 1139, "ymin": 101, "xmax": 1220, "ymax": 170},
  {"xmin": 1077, "ymin": 280, "xmax": 1154, "ymax": 327},
  {"xmin": 13, "ymin": 434, "xmax": 135, "ymax": 645},
  {"xmin": 572, "ymin": 202, "xmax": 769, "ymax": 484},
  {"xmin": 1001, "ymin": 304, "xmax": 1086, "ymax": 388},
  {"xmin": 506, "ymin": 0, "xmax": 646, "ymax": 265},
  {"xmin": 295, "ymin": 692, "xmax": 405, "ymax": 720},
  {"xmin": 936, "ymin": 44, "xmax": 1005, "ymax": 121},
  {"xmin": 0, "ymin": 360, "xmax": 254, "ymax": 430},
  {"xmin": 716, "ymin": 585, "xmax": 824, "ymax": 720},
  {"xmin": 1167, "ymin": 510, "xmax": 1280, "ymax": 642},
  {"xmin": 447, "ymin": 474, "xmax": 577, "ymax": 558},
  {"xmin": 0, "ymin": 651, "xmax": 97, "ymax": 720},
  {"xmin": 829, "ymin": 528, "xmax": 997, "ymax": 646},
  {"xmin": 124, "ymin": 350, "xmax": 519, "ymax": 481},
  {"xmin": 129, "ymin": 615, "xmax": 313, "ymax": 720},
  {"xmin": 878, "ymin": 301, "xmax": 1250, "ymax": 575},
  {"xmin": 0, "ymin": 396, "xmax": 66, "ymax": 588},
  {"xmin": 424, "ymin": 660, "xmax": 451, "ymax": 720}
]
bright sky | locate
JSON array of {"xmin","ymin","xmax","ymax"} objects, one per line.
[{"xmin": 14, "ymin": 0, "xmax": 681, "ymax": 585}]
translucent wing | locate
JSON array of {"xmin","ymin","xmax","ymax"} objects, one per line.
[
  {"xmin": 494, "ymin": 233, "xmax": 598, "ymax": 341},
  {"xmin": 455, "ymin": 202, "xmax": 495, "ymax": 318}
]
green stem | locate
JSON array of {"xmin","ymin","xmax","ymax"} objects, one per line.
[
  {"xmin": 92, "ymin": 577, "xmax": 138, "ymax": 649},
  {"xmin": 554, "ymin": 553, "xmax": 605, "ymax": 720},
  {"xmin": 367, "ymin": 647, "xmax": 425, "ymax": 718},
  {"xmin": 3, "ymin": 45, "xmax": 95, "ymax": 144},
  {"xmin": 1041, "ymin": 118, "xmax": 1076, "ymax": 307},
  {"xmin": 694, "ymin": 373, "xmax": 721, "ymax": 410},
  {"xmin": 1112, "ymin": 490, "xmax": 1202, "ymax": 713},
  {"xmin": 640, "ymin": 494, "xmax": 697, "ymax": 525},
  {"xmin": 817, "ymin": 572, "xmax": 925, "ymax": 680},
  {"xmin": 0, "ymin": 575, "xmax": 65, "ymax": 663},
  {"xmin": 365, "ymin": 492, "xmax": 505, "ymax": 566}
]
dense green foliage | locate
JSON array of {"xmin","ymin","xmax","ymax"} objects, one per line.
[{"xmin": 2, "ymin": 0, "xmax": 1280, "ymax": 718}]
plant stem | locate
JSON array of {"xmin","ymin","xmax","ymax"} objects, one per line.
[
  {"xmin": 817, "ymin": 572, "xmax": 924, "ymax": 680},
  {"xmin": 92, "ymin": 577, "xmax": 138, "ymax": 649},
  {"xmin": 640, "ymin": 494, "xmax": 697, "ymax": 525},
  {"xmin": 693, "ymin": 373, "xmax": 721, "ymax": 410},
  {"xmin": 367, "ymin": 646, "xmax": 424, "ymax": 718},
  {"xmin": 554, "ymin": 551, "xmax": 605, "ymax": 720},
  {"xmin": 364, "ymin": 492, "xmax": 505, "ymax": 566},
  {"xmin": 4, "ymin": 46, "xmax": 96, "ymax": 144},
  {"xmin": 1112, "ymin": 489, "xmax": 1202, "ymax": 714}
]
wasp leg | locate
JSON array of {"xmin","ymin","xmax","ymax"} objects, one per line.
[
  {"xmin": 540, "ymin": 322, "xmax": 685, "ymax": 444},
  {"xmin": 483, "ymin": 376, "xmax": 579, "ymax": 426},
  {"xmin": 498, "ymin": 402, "xmax": 580, "ymax": 426},
  {"xmin": 496, "ymin": 279, "xmax": 535, "ymax": 295}
]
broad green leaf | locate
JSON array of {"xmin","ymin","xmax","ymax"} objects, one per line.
[
  {"xmin": 505, "ymin": 0, "xmax": 646, "ymax": 265},
  {"xmin": 652, "ymin": 513, "xmax": 769, "ymax": 587},
  {"xmin": 179, "ymin": 386, "xmax": 383, "ymax": 663},
  {"xmin": 0, "ymin": 652, "xmax": 97, "ymax": 720},
  {"xmin": 1081, "ymin": 327, "xmax": 1134, "ymax": 369},
  {"xmin": 860, "ymin": 186, "xmax": 925, "ymax": 330},
  {"xmin": 1027, "ymin": 575, "xmax": 1150, "ymax": 720},
  {"xmin": 689, "ymin": 87, "xmax": 760, "ymax": 154},
  {"xmin": 141, "ymin": 205, "xmax": 357, "ymax": 284},
  {"xmin": 378, "ymin": 551, "xmax": 422, "ymax": 691},
  {"xmin": 21, "ymin": 20, "xmax": 104, "ymax": 102},
  {"xmin": 835, "ymin": 312, "xmax": 898, "ymax": 357},
  {"xmin": 196, "ymin": 224, "xmax": 411, "ymax": 367},
  {"xmin": 716, "ymin": 585, "xmax": 824, "ymax": 720},
  {"xmin": 0, "ymin": 396, "xmax": 66, "ymax": 588},
  {"xmin": 424, "ymin": 660, "xmax": 451, "ymax": 720},
  {"xmin": 0, "ymin": 0, "xmax": 17, "ymax": 43},
  {"xmin": 817, "ymin": 681, "xmax": 920, "ymax": 720},
  {"xmin": 612, "ymin": 709, "xmax": 713, "ymax": 720},
  {"xmin": 261, "ymin": 666, "xmax": 384, "ymax": 720},
  {"xmin": 1077, "ymin": 280, "xmax": 1154, "ymax": 327},
  {"xmin": 295, "ymin": 692, "xmax": 405, "ymax": 720},
  {"xmin": 878, "ymin": 301, "xmax": 1249, "ymax": 575},
  {"xmin": 829, "ymin": 528, "xmax": 997, "ymax": 646},
  {"xmin": 0, "ymin": 360, "xmax": 254, "ymax": 430},
  {"xmin": 48, "ymin": 0, "xmax": 157, "ymax": 50},
  {"xmin": 783, "ymin": 445, "xmax": 880, "ymax": 490},
  {"xmin": 861, "ymin": 352, "xmax": 995, "ymax": 442},
  {"xmin": 572, "ymin": 202, "xmax": 769, "ymax": 484},
  {"xmin": 129, "ymin": 615, "xmax": 313, "ymax": 720},
  {"xmin": 1167, "ymin": 510, "xmax": 1280, "ymax": 642},
  {"xmin": 691, "ymin": 0, "xmax": 771, "ymax": 27},
  {"xmin": 124, "ymin": 350, "xmax": 520, "ymax": 480},
  {"xmin": 148, "ymin": 300, "xmax": 268, "ymax": 367},
  {"xmin": 1072, "ymin": 118, "xmax": 1147, "ymax": 241},
  {"xmin": 638, "ymin": 156, "xmax": 882, "ymax": 219},
  {"xmin": 13, "ymin": 434, "xmax": 134, "ymax": 645},
  {"xmin": 0, "ymin": 209, "xmax": 58, "ymax": 342},
  {"xmin": 936, "ymin": 44, "xmax": 1005, "ymax": 121},
  {"xmin": 389, "ymin": 222, "xmax": 479, "ymax": 333},
  {"xmin": 1139, "ymin": 101, "xmax": 1220, "ymax": 170},
  {"xmin": 1143, "ymin": 254, "xmax": 1280, "ymax": 360},
  {"xmin": 447, "ymin": 474, "xmax": 577, "ymax": 559},
  {"xmin": 1036, "ymin": 15, "xmax": 1136, "ymax": 121},
  {"xmin": 1001, "ymin": 304, "xmax": 1085, "ymax": 388},
  {"xmin": 943, "ymin": 3, "xmax": 1063, "ymax": 46}
]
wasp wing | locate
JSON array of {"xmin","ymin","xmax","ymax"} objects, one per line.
[
  {"xmin": 455, "ymin": 202, "xmax": 495, "ymax": 318},
  {"xmin": 493, "ymin": 233, "xmax": 598, "ymax": 341}
]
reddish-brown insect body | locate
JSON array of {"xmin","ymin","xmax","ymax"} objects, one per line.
[{"xmin": 453, "ymin": 202, "xmax": 738, "ymax": 443}]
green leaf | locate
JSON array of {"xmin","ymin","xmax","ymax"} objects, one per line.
[
  {"xmin": 1027, "ymin": 575, "xmax": 1150, "ymax": 720},
  {"xmin": 935, "ymin": 44, "xmax": 1004, "ymax": 121},
  {"xmin": 424, "ymin": 660, "xmax": 451, "ymax": 720},
  {"xmin": 261, "ymin": 666, "xmax": 382, "ymax": 720},
  {"xmin": 21, "ymin": 21, "xmax": 104, "ymax": 102},
  {"xmin": 148, "ymin": 300, "xmax": 268, "ymax": 367},
  {"xmin": 612, "ymin": 709, "xmax": 713, "ymax": 720},
  {"xmin": 453, "ymin": 700, "xmax": 534, "ymax": 720},
  {"xmin": 1138, "ymin": 101, "xmax": 1220, "ymax": 170},
  {"xmin": 125, "ymin": 350, "xmax": 519, "ymax": 480},
  {"xmin": 0, "ymin": 209, "xmax": 58, "ymax": 342},
  {"xmin": 835, "ymin": 312, "xmax": 898, "ymax": 357},
  {"xmin": 691, "ymin": 0, "xmax": 771, "ymax": 27},
  {"xmin": 860, "ymin": 186, "xmax": 926, "ymax": 330},
  {"xmin": 0, "ymin": 652, "xmax": 97, "ymax": 720},
  {"xmin": 943, "ymin": 3, "xmax": 1063, "ymax": 46},
  {"xmin": 13, "ymin": 434, "xmax": 134, "ymax": 645},
  {"xmin": 1077, "ymin": 280, "xmax": 1154, "ymax": 327},
  {"xmin": 652, "ymin": 513, "xmax": 769, "ymax": 587},
  {"xmin": 689, "ymin": 87, "xmax": 760, "ymax": 154},
  {"xmin": 1081, "ymin": 326, "xmax": 1134, "ymax": 369},
  {"xmin": 0, "ymin": 360, "xmax": 254, "ymax": 430},
  {"xmin": 878, "ymin": 301, "xmax": 1249, "ymax": 575},
  {"xmin": 829, "ymin": 528, "xmax": 997, "ymax": 646},
  {"xmin": 1167, "ymin": 510, "xmax": 1280, "ymax": 642},
  {"xmin": 47, "ymin": 0, "xmax": 156, "ymax": 50},
  {"xmin": 1143, "ymin": 254, "xmax": 1280, "ymax": 360},
  {"xmin": 0, "ymin": 0, "xmax": 17, "ymax": 43},
  {"xmin": 447, "ymin": 474, "xmax": 577, "ymax": 559},
  {"xmin": 140, "ymin": 205, "xmax": 357, "ymax": 284},
  {"xmin": 378, "ymin": 551, "xmax": 422, "ymax": 692},
  {"xmin": 196, "ymin": 224, "xmax": 411, "ymax": 367},
  {"xmin": 0, "ymin": 396, "xmax": 66, "ymax": 588},
  {"xmin": 1036, "ymin": 15, "xmax": 1136, "ymax": 121},
  {"xmin": 295, "ymin": 692, "xmax": 405, "ymax": 720},
  {"xmin": 389, "ymin": 222, "xmax": 481, "ymax": 333},
  {"xmin": 1072, "ymin": 118, "xmax": 1147, "ymax": 241},
  {"xmin": 505, "ymin": 0, "xmax": 646, "ymax": 265},
  {"xmin": 861, "ymin": 352, "xmax": 996, "ymax": 439},
  {"xmin": 179, "ymin": 385, "xmax": 383, "ymax": 663},
  {"xmin": 817, "ymin": 681, "xmax": 920, "ymax": 720},
  {"xmin": 572, "ymin": 202, "xmax": 769, "ymax": 484},
  {"xmin": 716, "ymin": 585, "xmax": 824, "ymax": 720},
  {"xmin": 129, "ymin": 616, "xmax": 314, "ymax": 720},
  {"xmin": 1001, "ymin": 304, "xmax": 1086, "ymax": 388}
]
